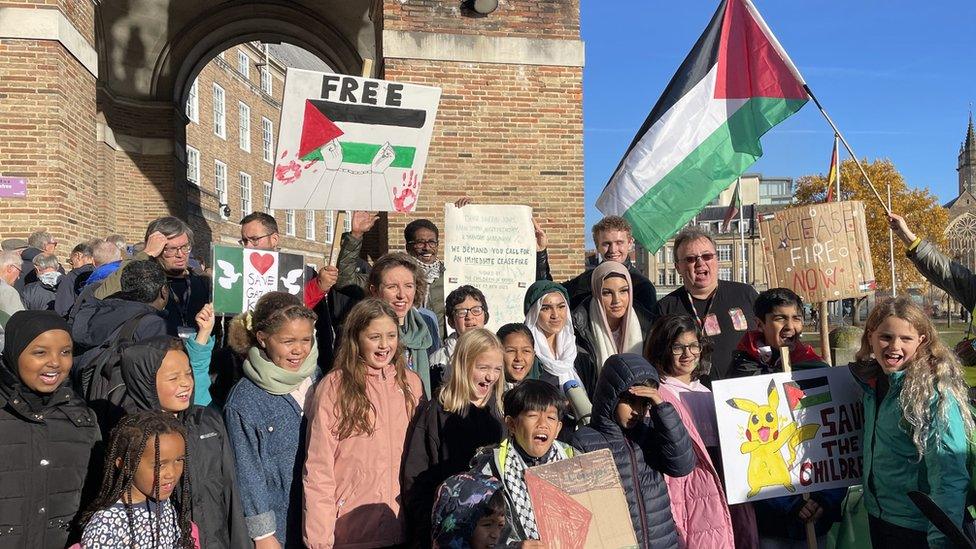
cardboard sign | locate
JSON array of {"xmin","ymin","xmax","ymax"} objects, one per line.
[
  {"xmin": 270, "ymin": 68, "xmax": 441, "ymax": 212},
  {"xmin": 211, "ymin": 245, "xmax": 305, "ymax": 315},
  {"xmin": 712, "ymin": 367, "xmax": 864, "ymax": 504},
  {"xmin": 525, "ymin": 449, "xmax": 638, "ymax": 549},
  {"xmin": 758, "ymin": 201, "xmax": 875, "ymax": 303},
  {"xmin": 443, "ymin": 204, "xmax": 535, "ymax": 332},
  {"xmin": 0, "ymin": 176, "xmax": 27, "ymax": 198}
]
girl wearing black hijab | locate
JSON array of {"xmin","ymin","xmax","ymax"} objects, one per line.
[{"xmin": 0, "ymin": 310, "xmax": 100, "ymax": 548}]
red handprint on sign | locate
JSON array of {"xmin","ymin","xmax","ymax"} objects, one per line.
[
  {"xmin": 275, "ymin": 159, "xmax": 303, "ymax": 185},
  {"xmin": 393, "ymin": 170, "xmax": 420, "ymax": 212}
]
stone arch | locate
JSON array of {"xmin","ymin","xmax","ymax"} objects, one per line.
[{"xmin": 947, "ymin": 211, "xmax": 976, "ymax": 269}]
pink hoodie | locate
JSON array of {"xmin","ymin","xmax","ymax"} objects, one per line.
[
  {"xmin": 659, "ymin": 382, "xmax": 736, "ymax": 549},
  {"xmin": 303, "ymin": 363, "xmax": 423, "ymax": 549}
]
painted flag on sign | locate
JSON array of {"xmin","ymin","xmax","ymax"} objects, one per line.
[
  {"xmin": 596, "ymin": 0, "xmax": 809, "ymax": 253},
  {"xmin": 784, "ymin": 376, "xmax": 832, "ymax": 411},
  {"xmin": 212, "ymin": 245, "xmax": 306, "ymax": 315}
]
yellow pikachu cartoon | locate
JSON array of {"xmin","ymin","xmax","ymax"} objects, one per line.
[{"xmin": 726, "ymin": 379, "xmax": 813, "ymax": 498}]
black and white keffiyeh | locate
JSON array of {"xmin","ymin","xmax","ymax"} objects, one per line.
[{"xmin": 502, "ymin": 441, "xmax": 567, "ymax": 540}]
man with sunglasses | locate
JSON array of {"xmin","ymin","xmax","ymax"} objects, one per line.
[
  {"xmin": 94, "ymin": 216, "xmax": 211, "ymax": 337},
  {"xmin": 650, "ymin": 226, "xmax": 757, "ymax": 382}
]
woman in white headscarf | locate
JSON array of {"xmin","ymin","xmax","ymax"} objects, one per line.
[
  {"xmin": 523, "ymin": 280, "xmax": 597, "ymax": 397},
  {"xmin": 572, "ymin": 261, "xmax": 653, "ymax": 373}
]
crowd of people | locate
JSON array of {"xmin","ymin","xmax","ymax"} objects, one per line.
[{"xmin": 0, "ymin": 207, "xmax": 971, "ymax": 549}]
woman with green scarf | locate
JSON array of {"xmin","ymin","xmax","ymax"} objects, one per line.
[
  {"xmin": 223, "ymin": 292, "xmax": 319, "ymax": 549},
  {"xmin": 366, "ymin": 252, "xmax": 441, "ymax": 397}
]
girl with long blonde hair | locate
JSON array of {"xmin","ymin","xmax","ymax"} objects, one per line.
[
  {"xmin": 403, "ymin": 328, "xmax": 506, "ymax": 547},
  {"xmin": 303, "ymin": 298, "xmax": 423, "ymax": 548},
  {"xmin": 852, "ymin": 296, "xmax": 974, "ymax": 548}
]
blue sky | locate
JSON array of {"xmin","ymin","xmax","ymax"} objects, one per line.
[{"xmin": 581, "ymin": 1, "xmax": 976, "ymax": 233}]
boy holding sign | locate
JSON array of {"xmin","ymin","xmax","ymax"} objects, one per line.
[{"xmin": 728, "ymin": 288, "xmax": 844, "ymax": 547}]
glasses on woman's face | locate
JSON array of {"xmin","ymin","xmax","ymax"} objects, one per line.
[
  {"xmin": 453, "ymin": 306, "xmax": 485, "ymax": 318},
  {"xmin": 670, "ymin": 343, "xmax": 702, "ymax": 356}
]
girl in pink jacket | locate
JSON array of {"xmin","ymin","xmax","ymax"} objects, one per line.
[
  {"xmin": 645, "ymin": 314, "xmax": 738, "ymax": 549},
  {"xmin": 303, "ymin": 299, "xmax": 424, "ymax": 548}
]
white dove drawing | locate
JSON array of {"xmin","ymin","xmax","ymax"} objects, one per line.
[
  {"xmin": 280, "ymin": 269, "xmax": 304, "ymax": 294},
  {"xmin": 216, "ymin": 260, "xmax": 243, "ymax": 290}
]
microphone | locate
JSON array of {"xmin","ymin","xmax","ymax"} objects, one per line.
[{"xmin": 563, "ymin": 380, "xmax": 593, "ymax": 426}]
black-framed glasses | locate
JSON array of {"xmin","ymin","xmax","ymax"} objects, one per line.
[
  {"xmin": 453, "ymin": 306, "xmax": 485, "ymax": 318},
  {"xmin": 681, "ymin": 252, "xmax": 715, "ymax": 264},
  {"xmin": 162, "ymin": 244, "xmax": 192, "ymax": 258},
  {"xmin": 409, "ymin": 239, "xmax": 438, "ymax": 248},
  {"xmin": 670, "ymin": 343, "xmax": 702, "ymax": 355},
  {"xmin": 239, "ymin": 232, "xmax": 277, "ymax": 246}
]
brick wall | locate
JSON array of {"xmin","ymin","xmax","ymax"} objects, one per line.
[{"xmin": 384, "ymin": 0, "xmax": 579, "ymax": 39}]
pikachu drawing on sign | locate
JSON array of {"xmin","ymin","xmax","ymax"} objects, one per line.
[{"xmin": 726, "ymin": 379, "xmax": 819, "ymax": 498}]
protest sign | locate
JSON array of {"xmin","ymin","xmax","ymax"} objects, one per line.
[
  {"xmin": 211, "ymin": 245, "xmax": 305, "ymax": 315},
  {"xmin": 270, "ymin": 68, "xmax": 441, "ymax": 213},
  {"xmin": 712, "ymin": 367, "xmax": 864, "ymax": 505},
  {"xmin": 758, "ymin": 201, "xmax": 875, "ymax": 303},
  {"xmin": 443, "ymin": 204, "xmax": 535, "ymax": 332},
  {"xmin": 525, "ymin": 449, "xmax": 637, "ymax": 549}
]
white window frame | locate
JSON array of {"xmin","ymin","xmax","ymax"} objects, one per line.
[
  {"xmin": 214, "ymin": 160, "xmax": 228, "ymax": 219},
  {"xmin": 237, "ymin": 50, "xmax": 250, "ymax": 79},
  {"xmin": 667, "ymin": 270, "xmax": 676, "ymax": 286},
  {"xmin": 262, "ymin": 117, "xmax": 274, "ymax": 163},
  {"xmin": 657, "ymin": 269, "xmax": 666, "ymax": 286},
  {"xmin": 186, "ymin": 79, "xmax": 199, "ymax": 123},
  {"xmin": 719, "ymin": 267, "xmax": 733, "ymax": 281},
  {"xmin": 286, "ymin": 209, "xmax": 296, "ymax": 236},
  {"xmin": 238, "ymin": 102, "xmax": 251, "ymax": 152},
  {"xmin": 305, "ymin": 210, "xmax": 315, "ymax": 240},
  {"xmin": 212, "ymin": 83, "xmax": 225, "ymax": 139},
  {"xmin": 263, "ymin": 181, "xmax": 274, "ymax": 216},
  {"xmin": 717, "ymin": 244, "xmax": 732, "ymax": 262},
  {"xmin": 239, "ymin": 172, "xmax": 252, "ymax": 219},
  {"xmin": 260, "ymin": 65, "xmax": 272, "ymax": 95},
  {"xmin": 186, "ymin": 146, "xmax": 200, "ymax": 185}
]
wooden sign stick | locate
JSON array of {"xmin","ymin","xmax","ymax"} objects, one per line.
[
  {"xmin": 327, "ymin": 211, "xmax": 347, "ymax": 267},
  {"xmin": 819, "ymin": 302, "xmax": 832, "ymax": 366},
  {"xmin": 780, "ymin": 348, "xmax": 818, "ymax": 549}
]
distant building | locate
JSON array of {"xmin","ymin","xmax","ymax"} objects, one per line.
[
  {"xmin": 635, "ymin": 173, "xmax": 793, "ymax": 298},
  {"xmin": 944, "ymin": 115, "xmax": 976, "ymax": 270}
]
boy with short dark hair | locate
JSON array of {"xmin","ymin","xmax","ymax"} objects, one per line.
[
  {"xmin": 728, "ymin": 288, "xmax": 843, "ymax": 546},
  {"xmin": 572, "ymin": 354, "xmax": 695, "ymax": 548},
  {"xmin": 468, "ymin": 379, "xmax": 574, "ymax": 546}
]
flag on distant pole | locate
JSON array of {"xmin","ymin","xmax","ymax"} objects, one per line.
[
  {"xmin": 825, "ymin": 134, "xmax": 840, "ymax": 202},
  {"xmin": 596, "ymin": 0, "xmax": 809, "ymax": 252},
  {"xmin": 723, "ymin": 178, "xmax": 741, "ymax": 232}
]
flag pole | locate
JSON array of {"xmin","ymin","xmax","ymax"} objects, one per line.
[
  {"xmin": 833, "ymin": 134, "xmax": 841, "ymax": 200},
  {"xmin": 738, "ymin": 186, "xmax": 746, "ymax": 283},
  {"xmin": 888, "ymin": 185, "xmax": 896, "ymax": 297},
  {"xmin": 803, "ymin": 85, "xmax": 889, "ymax": 214}
]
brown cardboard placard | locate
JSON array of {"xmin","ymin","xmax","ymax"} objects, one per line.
[
  {"xmin": 525, "ymin": 449, "xmax": 638, "ymax": 549},
  {"xmin": 758, "ymin": 201, "xmax": 875, "ymax": 303}
]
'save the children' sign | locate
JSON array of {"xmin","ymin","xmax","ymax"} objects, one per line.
[
  {"xmin": 712, "ymin": 367, "xmax": 864, "ymax": 505},
  {"xmin": 757, "ymin": 201, "xmax": 875, "ymax": 303}
]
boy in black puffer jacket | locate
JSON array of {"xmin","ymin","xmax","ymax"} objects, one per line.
[{"xmin": 572, "ymin": 353, "xmax": 695, "ymax": 549}]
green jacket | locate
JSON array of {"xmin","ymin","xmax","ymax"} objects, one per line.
[
  {"xmin": 854, "ymin": 364, "xmax": 970, "ymax": 548},
  {"xmin": 92, "ymin": 250, "xmax": 152, "ymax": 299}
]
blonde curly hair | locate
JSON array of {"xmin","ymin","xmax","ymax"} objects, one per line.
[{"xmin": 856, "ymin": 297, "xmax": 974, "ymax": 457}]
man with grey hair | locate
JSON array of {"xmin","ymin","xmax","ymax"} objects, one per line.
[
  {"xmin": 0, "ymin": 251, "xmax": 25, "ymax": 335},
  {"xmin": 94, "ymin": 216, "xmax": 211, "ymax": 336},
  {"xmin": 54, "ymin": 242, "xmax": 97, "ymax": 317},
  {"xmin": 21, "ymin": 253, "xmax": 62, "ymax": 310},
  {"xmin": 649, "ymin": 226, "xmax": 758, "ymax": 381},
  {"xmin": 105, "ymin": 234, "xmax": 127, "ymax": 255},
  {"xmin": 15, "ymin": 229, "xmax": 61, "ymax": 290}
]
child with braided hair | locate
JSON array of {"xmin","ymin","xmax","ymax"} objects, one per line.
[{"xmin": 80, "ymin": 410, "xmax": 194, "ymax": 548}]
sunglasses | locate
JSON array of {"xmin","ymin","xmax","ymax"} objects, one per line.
[{"xmin": 681, "ymin": 252, "xmax": 715, "ymax": 264}]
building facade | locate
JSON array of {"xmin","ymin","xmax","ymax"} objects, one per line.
[
  {"xmin": 0, "ymin": 1, "xmax": 584, "ymax": 280},
  {"xmin": 636, "ymin": 174, "xmax": 793, "ymax": 297}
]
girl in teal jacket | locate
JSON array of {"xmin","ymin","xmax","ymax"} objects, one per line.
[{"xmin": 851, "ymin": 297, "xmax": 973, "ymax": 548}]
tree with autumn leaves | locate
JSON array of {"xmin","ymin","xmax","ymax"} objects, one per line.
[{"xmin": 792, "ymin": 158, "xmax": 947, "ymax": 292}]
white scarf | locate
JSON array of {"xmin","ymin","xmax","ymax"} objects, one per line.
[
  {"xmin": 588, "ymin": 297, "xmax": 643, "ymax": 373},
  {"xmin": 525, "ymin": 293, "xmax": 580, "ymax": 388}
]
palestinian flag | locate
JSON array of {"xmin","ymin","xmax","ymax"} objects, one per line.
[
  {"xmin": 783, "ymin": 376, "xmax": 832, "ymax": 411},
  {"xmin": 298, "ymin": 99, "xmax": 422, "ymax": 168},
  {"xmin": 596, "ymin": 0, "xmax": 808, "ymax": 252},
  {"xmin": 825, "ymin": 134, "xmax": 840, "ymax": 202},
  {"xmin": 212, "ymin": 245, "xmax": 306, "ymax": 315}
]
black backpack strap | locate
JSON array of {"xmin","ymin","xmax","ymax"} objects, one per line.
[{"xmin": 117, "ymin": 310, "xmax": 155, "ymax": 343}]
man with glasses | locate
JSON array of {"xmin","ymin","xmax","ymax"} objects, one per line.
[
  {"xmin": 0, "ymin": 251, "xmax": 25, "ymax": 338},
  {"xmin": 15, "ymin": 230, "xmax": 63, "ymax": 290},
  {"xmin": 650, "ymin": 227, "xmax": 757, "ymax": 381},
  {"xmin": 94, "ymin": 216, "xmax": 211, "ymax": 336}
]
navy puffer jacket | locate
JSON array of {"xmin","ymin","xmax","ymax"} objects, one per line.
[{"xmin": 571, "ymin": 354, "xmax": 695, "ymax": 549}]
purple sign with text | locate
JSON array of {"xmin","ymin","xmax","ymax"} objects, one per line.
[{"xmin": 0, "ymin": 177, "xmax": 27, "ymax": 198}]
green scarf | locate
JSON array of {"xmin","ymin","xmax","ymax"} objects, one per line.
[
  {"xmin": 242, "ymin": 342, "xmax": 319, "ymax": 395},
  {"xmin": 401, "ymin": 308, "xmax": 434, "ymax": 397}
]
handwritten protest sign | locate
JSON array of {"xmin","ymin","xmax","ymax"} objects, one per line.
[
  {"xmin": 525, "ymin": 449, "xmax": 637, "ymax": 549},
  {"xmin": 211, "ymin": 245, "xmax": 305, "ymax": 315},
  {"xmin": 444, "ymin": 204, "xmax": 535, "ymax": 332},
  {"xmin": 758, "ymin": 201, "xmax": 875, "ymax": 303},
  {"xmin": 270, "ymin": 68, "xmax": 441, "ymax": 213},
  {"xmin": 712, "ymin": 367, "xmax": 864, "ymax": 505}
]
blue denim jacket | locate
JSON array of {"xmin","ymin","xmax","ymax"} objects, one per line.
[{"xmin": 224, "ymin": 374, "xmax": 317, "ymax": 547}]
